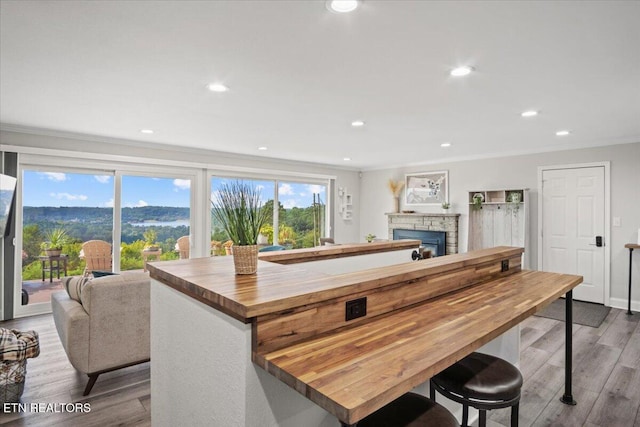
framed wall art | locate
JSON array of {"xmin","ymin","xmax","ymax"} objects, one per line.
[{"xmin": 405, "ymin": 171, "xmax": 449, "ymax": 205}]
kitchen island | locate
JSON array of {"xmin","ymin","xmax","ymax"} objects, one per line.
[{"xmin": 148, "ymin": 243, "xmax": 581, "ymax": 426}]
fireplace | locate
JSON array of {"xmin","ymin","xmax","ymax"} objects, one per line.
[
  {"xmin": 393, "ymin": 229, "xmax": 446, "ymax": 257},
  {"xmin": 387, "ymin": 213, "xmax": 460, "ymax": 255}
]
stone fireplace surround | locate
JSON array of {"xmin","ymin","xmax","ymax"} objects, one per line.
[{"xmin": 386, "ymin": 213, "xmax": 460, "ymax": 255}]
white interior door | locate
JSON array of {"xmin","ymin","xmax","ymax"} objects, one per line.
[{"xmin": 541, "ymin": 166, "xmax": 606, "ymax": 303}]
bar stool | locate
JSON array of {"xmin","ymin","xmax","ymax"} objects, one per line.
[
  {"xmin": 430, "ymin": 352, "xmax": 523, "ymax": 427},
  {"xmin": 341, "ymin": 392, "xmax": 458, "ymax": 427}
]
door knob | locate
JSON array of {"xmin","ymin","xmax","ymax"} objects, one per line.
[{"xmin": 589, "ymin": 236, "xmax": 604, "ymax": 247}]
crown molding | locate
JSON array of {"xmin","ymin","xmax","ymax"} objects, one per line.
[{"xmin": 0, "ymin": 123, "xmax": 361, "ymax": 174}]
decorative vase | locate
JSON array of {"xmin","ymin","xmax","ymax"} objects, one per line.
[
  {"xmin": 393, "ymin": 197, "xmax": 400, "ymax": 213},
  {"xmin": 232, "ymin": 244, "xmax": 259, "ymax": 275}
]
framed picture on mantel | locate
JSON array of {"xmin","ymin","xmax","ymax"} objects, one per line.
[{"xmin": 405, "ymin": 170, "xmax": 449, "ymax": 205}]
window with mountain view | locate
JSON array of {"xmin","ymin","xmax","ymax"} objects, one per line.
[
  {"xmin": 21, "ymin": 169, "xmax": 115, "ymax": 305},
  {"xmin": 210, "ymin": 176, "xmax": 327, "ymax": 251},
  {"xmin": 210, "ymin": 177, "xmax": 274, "ymax": 254},
  {"xmin": 120, "ymin": 175, "xmax": 191, "ymax": 271},
  {"xmin": 20, "ymin": 170, "xmax": 193, "ymax": 308}
]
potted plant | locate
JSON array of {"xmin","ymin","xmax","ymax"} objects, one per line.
[
  {"xmin": 441, "ymin": 202, "xmax": 450, "ymax": 213},
  {"xmin": 471, "ymin": 193, "xmax": 484, "ymax": 211},
  {"xmin": 211, "ymin": 180, "xmax": 269, "ymax": 274},
  {"xmin": 387, "ymin": 179, "xmax": 405, "ymax": 213},
  {"xmin": 143, "ymin": 229, "xmax": 160, "ymax": 252},
  {"xmin": 506, "ymin": 191, "xmax": 521, "ymax": 215},
  {"xmin": 365, "ymin": 233, "xmax": 376, "ymax": 243},
  {"xmin": 40, "ymin": 227, "xmax": 69, "ymax": 257}
]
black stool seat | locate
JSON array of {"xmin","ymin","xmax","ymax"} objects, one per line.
[
  {"xmin": 433, "ymin": 352, "xmax": 523, "ymax": 401},
  {"xmin": 431, "ymin": 352, "xmax": 523, "ymax": 427},
  {"xmin": 347, "ymin": 392, "xmax": 458, "ymax": 427}
]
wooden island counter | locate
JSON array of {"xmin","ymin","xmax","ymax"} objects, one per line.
[{"xmin": 148, "ymin": 242, "xmax": 582, "ymax": 427}]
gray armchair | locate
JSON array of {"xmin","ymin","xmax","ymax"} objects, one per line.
[{"xmin": 52, "ymin": 271, "xmax": 150, "ymax": 395}]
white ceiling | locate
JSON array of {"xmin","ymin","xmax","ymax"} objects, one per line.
[{"xmin": 1, "ymin": 1, "xmax": 639, "ymax": 170}]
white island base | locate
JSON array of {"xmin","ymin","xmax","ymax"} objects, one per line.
[{"xmin": 150, "ymin": 280, "xmax": 519, "ymax": 427}]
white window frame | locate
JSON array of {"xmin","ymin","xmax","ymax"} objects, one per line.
[
  {"xmin": 14, "ymin": 153, "xmax": 200, "ymax": 317},
  {"xmin": 208, "ymin": 170, "xmax": 333, "ymax": 248}
]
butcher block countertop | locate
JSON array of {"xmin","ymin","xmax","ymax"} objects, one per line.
[
  {"xmin": 148, "ymin": 244, "xmax": 518, "ymax": 322},
  {"xmin": 257, "ymin": 239, "xmax": 420, "ymax": 264},
  {"xmin": 148, "ymin": 245, "xmax": 583, "ymax": 425},
  {"xmin": 255, "ymin": 269, "xmax": 582, "ymax": 424}
]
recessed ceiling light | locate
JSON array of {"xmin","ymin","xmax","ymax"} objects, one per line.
[
  {"xmin": 450, "ymin": 66, "xmax": 474, "ymax": 77},
  {"xmin": 140, "ymin": 129, "xmax": 154, "ymax": 134},
  {"xmin": 351, "ymin": 120, "xmax": 365, "ymax": 127},
  {"xmin": 326, "ymin": 0, "xmax": 360, "ymax": 13},
  {"xmin": 521, "ymin": 110, "xmax": 539, "ymax": 118},
  {"xmin": 207, "ymin": 83, "xmax": 229, "ymax": 93},
  {"xmin": 258, "ymin": 146, "xmax": 268, "ymax": 151},
  {"xmin": 555, "ymin": 130, "xmax": 571, "ymax": 136},
  {"xmin": 343, "ymin": 157, "xmax": 352, "ymax": 161},
  {"xmin": 440, "ymin": 142, "xmax": 451, "ymax": 147}
]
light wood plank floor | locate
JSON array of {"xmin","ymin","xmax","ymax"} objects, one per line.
[
  {"xmin": 0, "ymin": 314, "xmax": 150, "ymax": 426},
  {"xmin": 1, "ymin": 308, "xmax": 638, "ymax": 426},
  {"xmin": 488, "ymin": 307, "xmax": 640, "ymax": 427}
]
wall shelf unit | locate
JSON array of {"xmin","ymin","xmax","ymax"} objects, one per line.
[
  {"xmin": 338, "ymin": 187, "xmax": 353, "ymax": 220},
  {"xmin": 468, "ymin": 189, "xmax": 529, "ymax": 267}
]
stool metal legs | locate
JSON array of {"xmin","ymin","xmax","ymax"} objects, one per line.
[
  {"xmin": 511, "ymin": 404, "xmax": 519, "ymax": 427},
  {"xmin": 461, "ymin": 404, "xmax": 469, "ymax": 426},
  {"xmin": 479, "ymin": 409, "xmax": 487, "ymax": 427}
]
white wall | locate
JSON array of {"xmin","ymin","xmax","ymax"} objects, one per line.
[{"xmin": 360, "ymin": 142, "xmax": 640, "ymax": 306}]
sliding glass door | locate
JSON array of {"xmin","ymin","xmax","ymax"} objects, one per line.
[
  {"xmin": 16, "ymin": 161, "xmax": 195, "ymax": 317},
  {"xmin": 13, "ymin": 154, "xmax": 328, "ymax": 317},
  {"xmin": 120, "ymin": 175, "xmax": 191, "ymax": 271},
  {"xmin": 18, "ymin": 168, "xmax": 114, "ymax": 316}
]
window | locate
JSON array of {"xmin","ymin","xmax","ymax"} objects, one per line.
[
  {"xmin": 210, "ymin": 177, "xmax": 275, "ymax": 254},
  {"xmin": 277, "ymin": 181, "xmax": 326, "ymax": 248},
  {"xmin": 210, "ymin": 176, "xmax": 328, "ymax": 251},
  {"xmin": 13, "ymin": 149, "xmax": 329, "ymax": 316},
  {"xmin": 120, "ymin": 175, "xmax": 191, "ymax": 271},
  {"xmin": 20, "ymin": 169, "xmax": 114, "ymax": 308},
  {"xmin": 16, "ymin": 158, "xmax": 196, "ymax": 317}
]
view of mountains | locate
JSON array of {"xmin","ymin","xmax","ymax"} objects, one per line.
[
  {"xmin": 23, "ymin": 206, "xmax": 191, "ymax": 246},
  {"xmin": 23, "ymin": 206, "xmax": 190, "ymax": 224},
  {"xmin": 22, "ymin": 203, "xmax": 323, "ymax": 248}
]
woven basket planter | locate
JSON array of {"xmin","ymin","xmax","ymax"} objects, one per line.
[
  {"xmin": 0, "ymin": 360, "xmax": 26, "ymax": 404},
  {"xmin": 232, "ymin": 245, "xmax": 258, "ymax": 275},
  {"xmin": 44, "ymin": 248, "xmax": 62, "ymax": 257}
]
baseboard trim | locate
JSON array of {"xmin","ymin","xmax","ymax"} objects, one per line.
[{"xmin": 609, "ymin": 297, "xmax": 640, "ymax": 313}]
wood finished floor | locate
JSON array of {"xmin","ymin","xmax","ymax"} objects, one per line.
[
  {"xmin": 0, "ymin": 314, "xmax": 150, "ymax": 426},
  {"xmin": 0, "ymin": 308, "xmax": 638, "ymax": 426}
]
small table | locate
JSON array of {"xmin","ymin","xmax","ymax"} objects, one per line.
[
  {"xmin": 142, "ymin": 249, "xmax": 162, "ymax": 272},
  {"xmin": 39, "ymin": 255, "xmax": 68, "ymax": 282},
  {"xmin": 625, "ymin": 243, "xmax": 640, "ymax": 315}
]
